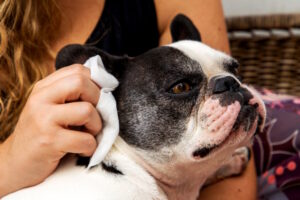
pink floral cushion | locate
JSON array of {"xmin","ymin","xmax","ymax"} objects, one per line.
[{"xmin": 253, "ymin": 88, "xmax": 300, "ymax": 200}]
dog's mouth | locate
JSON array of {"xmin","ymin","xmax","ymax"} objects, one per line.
[
  {"xmin": 192, "ymin": 134, "xmax": 231, "ymax": 158},
  {"xmin": 193, "ymin": 144, "xmax": 220, "ymax": 158},
  {"xmin": 192, "ymin": 114, "xmax": 263, "ymax": 158}
]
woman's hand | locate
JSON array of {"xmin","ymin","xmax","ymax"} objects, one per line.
[{"xmin": 0, "ymin": 64, "xmax": 102, "ymax": 197}]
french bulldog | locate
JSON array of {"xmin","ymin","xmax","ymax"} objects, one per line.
[{"xmin": 4, "ymin": 14, "xmax": 266, "ymax": 200}]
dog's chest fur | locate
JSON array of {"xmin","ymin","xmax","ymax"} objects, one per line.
[{"xmin": 5, "ymin": 138, "xmax": 167, "ymax": 200}]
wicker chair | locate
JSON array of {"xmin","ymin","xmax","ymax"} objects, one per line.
[{"xmin": 227, "ymin": 14, "xmax": 300, "ymax": 96}]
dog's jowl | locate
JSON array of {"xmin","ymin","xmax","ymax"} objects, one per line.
[{"xmin": 4, "ymin": 14, "xmax": 266, "ymax": 200}]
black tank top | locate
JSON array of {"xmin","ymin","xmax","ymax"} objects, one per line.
[{"xmin": 85, "ymin": 0, "xmax": 159, "ymax": 56}]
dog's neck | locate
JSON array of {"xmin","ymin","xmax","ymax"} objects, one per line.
[{"xmin": 113, "ymin": 137, "xmax": 209, "ymax": 200}]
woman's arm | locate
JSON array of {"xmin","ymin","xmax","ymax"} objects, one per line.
[
  {"xmin": 199, "ymin": 152, "xmax": 257, "ymax": 200},
  {"xmin": 155, "ymin": 0, "xmax": 230, "ymax": 54},
  {"xmin": 155, "ymin": 0, "xmax": 256, "ymax": 199}
]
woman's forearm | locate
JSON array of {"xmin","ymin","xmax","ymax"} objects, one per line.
[
  {"xmin": 0, "ymin": 139, "xmax": 14, "ymax": 197},
  {"xmin": 157, "ymin": 0, "xmax": 230, "ymax": 54},
  {"xmin": 199, "ymin": 153, "xmax": 257, "ymax": 200}
]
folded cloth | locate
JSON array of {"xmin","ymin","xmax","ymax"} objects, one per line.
[{"xmin": 83, "ymin": 55, "xmax": 119, "ymax": 169}]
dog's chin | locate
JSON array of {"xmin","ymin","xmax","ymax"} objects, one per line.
[{"xmin": 192, "ymin": 106, "xmax": 260, "ymax": 160}]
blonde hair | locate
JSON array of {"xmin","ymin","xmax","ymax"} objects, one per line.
[{"xmin": 0, "ymin": 0, "xmax": 61, "ymax": 141}]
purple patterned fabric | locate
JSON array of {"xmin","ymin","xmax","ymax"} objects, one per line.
[{"xmin": 253, "ymin": 88, "xmax": 300, "ymax": 200}]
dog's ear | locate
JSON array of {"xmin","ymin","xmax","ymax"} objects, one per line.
[
  {"xmin": 55, "ymin": 44, "xmax": 127, "ymax": 77},
  {"xmin": 170, "ymin": 14, "xmax": 201, "ymax": 42}
]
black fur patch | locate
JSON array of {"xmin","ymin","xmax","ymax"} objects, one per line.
[
  {"xmin": 76, "ymin": 156, "xmax": 123, "ymax": 175},
  {"xmin": 171, "ymin": 14, "xmax": 202, "ymax": 42},
  {"xmin": 114, "ymin": 46, "xmax": 206, "ymax": 150},
  {"xmin": 76, "ymin": 156, "xmax": 90, "ymax": 167},
  {"xmin": 223, "ymin": 59, "xmax": 239, "ymax": 75},
  {"xmin": 55, "ymin": 43, "xmax": 206, "ymax": 152},
  {"xmin": 55, "ymin": 44, "xmax": 128, "ymax": 79},
  {"xmin": 101, "ymin": 162, "xmax": 123, "ymax": 175}
]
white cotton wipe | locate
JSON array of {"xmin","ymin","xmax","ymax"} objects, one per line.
[{"xmin": 83, "ymin": 55, "xmax": 119, "ymax": 169}]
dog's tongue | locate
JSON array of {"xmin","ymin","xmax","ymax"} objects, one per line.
[{"xmin": 200, "ymin": 98, "xmax": 241, "ymax": 145}]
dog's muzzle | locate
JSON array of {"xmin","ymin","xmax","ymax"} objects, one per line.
[
  {"xmin": 209, "ymin": 75, "xmax": 264, "ymax": 132},
  {"xmin": 193, "ymin": 75, "xmax": 266, "ymax": 158}
]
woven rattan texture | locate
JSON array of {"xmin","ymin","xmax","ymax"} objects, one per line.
[
  {"xmin": 230, "ymin": 37, "xmax": 300, "ymax": 96},
  {"xmin": 227, "ymin": 15, "xmax": 300, "ymax": 96},
  {"xmin": 227, "ymin": 14, "xmax": 300, "ymax": 31}
]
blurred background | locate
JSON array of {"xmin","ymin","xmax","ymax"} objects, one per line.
[
  {"xmin": 222, "ymin": 0, "xmax": 300, "ymax": 96},
  {"xmin": 223, "ymin": 0, "xmax": 300, "ymax": 17}
]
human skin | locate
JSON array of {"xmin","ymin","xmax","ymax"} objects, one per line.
[
  {"xmin": 0, "ymin": 65, "xmax": 102, "ymax": 196},
  {"xmin": 0, "ymin": 0, "xmax": 256, "ymax": 198}
]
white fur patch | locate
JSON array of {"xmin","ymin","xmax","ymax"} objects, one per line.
[
  {"xmin": 4, "ymin": 138, "xmax": 167, "ymax": 200},
  {"xmin": 168, "ymin": 40, "xmax": 232, "ymax": 78}
]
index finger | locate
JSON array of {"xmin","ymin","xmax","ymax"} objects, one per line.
[
  {"xmin": 37, "ymin": 64, "xmax": 91, "ymax": 89},
  {"xmin": 41, "ymin": 73, "xmax": 100, "ymax": 106}
]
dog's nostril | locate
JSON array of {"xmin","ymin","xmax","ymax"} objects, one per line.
[{"xmin": 212, "ymin": 76, "xmax": 240, "ymax": 94}]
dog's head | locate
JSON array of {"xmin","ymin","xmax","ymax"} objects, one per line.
[{"xmin": 56, "ymin": 14, "xmax": 265, "ymax": 174}]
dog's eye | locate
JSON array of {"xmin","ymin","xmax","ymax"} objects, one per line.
[{"xmin": 170, "ymin": 82, "xmax": 191, "ymax": 94}]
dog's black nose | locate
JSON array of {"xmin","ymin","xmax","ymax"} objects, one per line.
[{"xmin": 212, "ymin": 76, "xmax": 240, "ymax": 94}]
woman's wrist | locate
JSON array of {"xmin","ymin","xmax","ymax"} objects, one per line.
[
  {"xmin": 0, "ymin": 140, "xmax": 10, "ymax": 197},
  {"xmin": 0, "ymin": 136, "xmax": 19, "ymax": 197}
]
